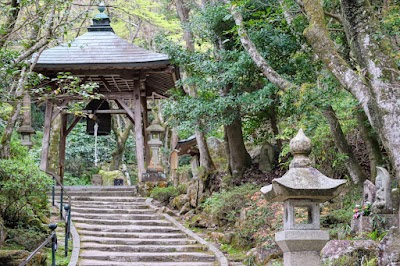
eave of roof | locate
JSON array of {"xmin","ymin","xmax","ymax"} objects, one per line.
[{"xmin": 33, "ymin": 31, "xmax": 170, "ymax": 68}]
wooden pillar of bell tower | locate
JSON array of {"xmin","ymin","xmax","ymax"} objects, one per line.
[{"xmin": 134, "ymin": 80, "xmax": 146, "ymax": 182}]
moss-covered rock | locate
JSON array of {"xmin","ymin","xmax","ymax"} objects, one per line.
[
  {"xmin": 171, "ymin": 194, "xmax": 189, "ymax": 210},
  {"xmin": 98, "ymin": 170, "xmax": 128, "ymax": 186},
  {"xmin": 0, "ymin": 250, "xmax": 46, "ymax": 266}
]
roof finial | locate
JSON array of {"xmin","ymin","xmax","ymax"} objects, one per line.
[
  {"xmin": 289, "ymin": 128, "xmax": 312, "ymax": 168},
  {"xmin": 98, "ymin": 1, "xmax": 106, "ymax": 13}
]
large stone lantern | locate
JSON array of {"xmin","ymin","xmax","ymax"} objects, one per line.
[
  {"xmin": 261, "ymin": 129, "xmax": 346, "ymax": 266},
  {"xmin": 145, "ymin": 118, "xmax": 164, "ymax": 173}
]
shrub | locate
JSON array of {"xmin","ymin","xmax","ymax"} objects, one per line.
[
  {"xmin": 0, "ymin": 139, "xmax": 51, "ymax": 229},
  {"xmin": 202, "ymin": 184, "xmax": 258, "ymax": 224},
  {"xmin": 150, "ymin": 186, "xmax": 180, "ymax": 203}
]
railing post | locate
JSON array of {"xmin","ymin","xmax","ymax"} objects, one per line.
[
  {"xmin": 52, "ymin": 175, "xmax": 55, "ymax": 206},
  {"xmin": 49, "ymin": 223, "xmax": 58, "ymax": 266},
  {"xmin": 64, "ymin": 204, "xmax": 71, "ymax": 257},
  {"xmin": 60, "ymin": 187, "xmax": 64, "ymax": 220}
]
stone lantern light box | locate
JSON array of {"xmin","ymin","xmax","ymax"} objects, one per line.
[{"xmin": 261, "ymin": 129, "xmax": 346, "ymax": 266}]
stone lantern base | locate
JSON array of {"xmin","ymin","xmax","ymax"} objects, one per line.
[{"xmin": 276, "ymin": 230, "xmax": 329, "ymax": 266}]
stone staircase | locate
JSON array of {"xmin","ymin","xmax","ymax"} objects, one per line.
[{"xmin": 54, "ymin": 186, "xmax": 219, "ymax": 266}]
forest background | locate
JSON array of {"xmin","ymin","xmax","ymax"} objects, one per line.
[{"xmin": 0, "ymin": 0, "xmax": 399, "ymax": 264}]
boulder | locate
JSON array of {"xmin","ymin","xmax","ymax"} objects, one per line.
[
  {"xmin": 246, "ymin": 246, "xmax": 282, "ymax": 265},
  {"xmin": 178, "ymin": 202, "xmax": 191, "ymax": 216},
  {"xmin": 379, "ymin": 228, "xmax": 400, "ymax": 266},
  {"xmin": 187, "ymin": 178, "xmax": 204, "ymax": 208},
  {"xmin": 249, "ymin": 142, "xmax": 275, "ymax": 173},
  {"xmin": 98, "ymin": 170, "xmax": 128, "ymax": 186},
  {"xmin": 322, "ymin": 240, "xmax": 379, "ymax": 264},
  {"xmin": 171, "ymin": 194, "xmax": 189, "ymax": 210},
  {"xmin": 0, "ymin": 250, "xmax": 46, "ymax": 266}
]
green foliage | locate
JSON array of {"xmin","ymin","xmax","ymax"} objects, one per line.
[
  {"xmin": 6, "ymin": 226, "xmax": 47, "ymax": 251},
  {"xmin": 65, "ymin": 122, "xmax": 135, "ymax": 177},
  {"xmin": 202, "ymin": 184, "xmax": 258, "ymax": 224},
  {"xmin": 150, "ymin": 186, "xmax": 180, "ymax": 203},
  {"xmin": 367, "ymin": 229, "xmax": 388, "ymax": 241},
  {"xmin": 0, "ymin": 137, "xmax": 51, "ymax": 230}
]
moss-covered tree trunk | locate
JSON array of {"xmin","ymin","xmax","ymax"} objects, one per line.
[
  {"xmin": 225, "ymin": 115, "xmax": 252, "ymax": 177},
  {"xmin": 175, "ymin": 0, "xmax": 216, "ymax": 173},
  {"xmin": 110, "ymin": 116, "xmax": 133, "ymax": 171},
  {"xmin": 356, "ymin": 108, "xmax": 384, "ymax": 180},
  {"xmin": 323, "ymin": 105, "xmax": 367, "ymax": 183},
  {"xmin": 302, "ymin": 0, "xmax": 400, "ymax": 180}
]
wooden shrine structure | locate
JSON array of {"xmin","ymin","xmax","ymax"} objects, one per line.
[{"xmin": 32, "ymin": 4, "xmax": 179, "ymax": 183}]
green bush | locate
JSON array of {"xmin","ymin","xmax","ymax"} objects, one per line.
[
  {"xmin": 6, "ymin": 226, "xmax": 47, "ymax": 251},
  {"xmin": 0, "ymin": 139, "xmax": 51, "ymax": 229},
  {"xmin": 202, "ymin": 184, "xmax": 258, "ymax": 224},
  {"xmin": 150, "ymin": 186, "xmax": 180, "ymax": 203}
]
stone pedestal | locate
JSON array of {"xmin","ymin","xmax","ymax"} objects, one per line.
[{"xmin": 276, "ymin": 230, "xmax": 329, "ymax": 266}]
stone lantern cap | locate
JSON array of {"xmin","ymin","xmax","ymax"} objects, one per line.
[
  {"xmin": 17, "ymin": 125, "xmax": 35, "ymax": 134},
  {"xmin": 261, "ymin": 129, "xmax": 346, "ymax": 202},
  {"xmin": 146, "ymin": 119, "xmax": 164, "ymax": 133}
]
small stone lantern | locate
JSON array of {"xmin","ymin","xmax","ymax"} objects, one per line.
[
  {"xmin": 145, "ymin": 118, "xmax": 164, "ymax": 172},
  {"xmin": 261, "ymin": 129, "xmax": 346, "ymax": 266},
  {"xmin": 17, "ymin": 93, "xmax": 35, "ymax": 147}
]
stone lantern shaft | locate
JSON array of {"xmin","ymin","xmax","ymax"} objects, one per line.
[{"xmin": 261, "ymin": 129, "xmax": 346, "ymax": 266}]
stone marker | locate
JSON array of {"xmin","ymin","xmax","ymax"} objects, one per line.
[
  {"xmin": 261, "ymin": 129, "xmax": 346, "ymax": 266},
  {"xmin": 372, "ymin": 166, "xmax": 392, "ymax": 214},
  {"xmin": 363, "ymin": 179, "xmax": 376, "ymax": 204}
]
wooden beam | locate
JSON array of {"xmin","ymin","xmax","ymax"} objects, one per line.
[
  {"xmin": 40, "ymin": 101, "xmax": 53, "ymax": 171},
  {"xmin": 100, "ymin": 76, "xmax": 113, "ymax": 92},
  {"xmin": 115, "ymin": 99, "xmax": 135, "ymax": 125},
  {"xmin": 66, "ymin": 116, "xmax": 82, "ymax": 136},
  {"xmin": 64, "ymin": 109, "xmax": 128, "ymax": 115},
  {"xmin": 133, "ymin": 81, "xmax": 146, "ymax": 182},
  {"xmin": 58, "ymin": 114, "xmax": 67, "ymax": 184}
]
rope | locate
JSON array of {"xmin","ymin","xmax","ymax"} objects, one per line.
[{"xmin": 94, "ymin": 122, "xmax": 98, "ymax": 166}]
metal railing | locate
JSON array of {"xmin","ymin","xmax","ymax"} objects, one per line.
[
  {"xmin": 19, "ymin": 172, "xmax": 73, "ymax": 266},
  {"xmin": 47, "ymin": 171, "xmax": 73, "ymax": 258},
  {"xmin": 18, "ymin": 223, "xmax": 58, "ymax": 266}
]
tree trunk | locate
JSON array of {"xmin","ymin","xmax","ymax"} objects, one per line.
[
  {"xmin": 0, "ymin": 103, "xmax": 21, "ymax": 159},
  {"xmin": 323, "ymin": 105, "xmax": 367, "ymax": 184},
  {"xmin": 110, "ymin": 116, "xmax": 133, "ymax": 171},
  {"xmin": 225, "ymin": 115, "xmax": 252, "ymax": 177},
  {"xmin": 195, "ymin": 130, "xmax": 216, "ymax": 172},
  {"xmin": 175, "ymin": 0, "xmax": 216, "ymax": 173},
  {"xmin": 0, "ymin": 0, "xmax": 20, "ymax": 48},
  {"xmin": 301, "ymin": 0, "xmax": 400, "ymax": 180},
  {"xmin": 356, "ymin": 108, "xmax": 384, "ymax": 181}
]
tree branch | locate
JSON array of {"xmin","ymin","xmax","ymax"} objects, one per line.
[{"xmin": 223, "ymin": 0, "xmax": 294, "ymax": 91}]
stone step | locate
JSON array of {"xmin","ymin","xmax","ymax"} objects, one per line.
[
  {"xmin": 53, "ymin": 191, "xmax": 137, "ymax": 197},
  {"xmin": 56, "ymin": 186, "xmax": 137, "ymax": 192},
  {"xmin": 73, "ymin": 218, "xmax": 171, "ymax": 226},
  {"xmin": 78, "ymin": 260, "xmax": 215, "ymax": 266},
  {"xmin": 80, "ymin": 236, "xmax": 198, "ymax": 246},
  {"xmin": 79, "ymin": 251, "xmax": 216, "ymax": 263},
  {"xmin": 77, "ymin": 230, "xmax": 187, "ymax": 239},
  {"xmin": 74, "ymin": 223, "xmax": 181, "ymax": 233},
  {"xmin": 80, "ymin": 243, "xmax": 207, "ymax": 253},
  {"xmin": 71, "ymin": 202, "xmax": 149, "ymax": 208},
  {"xmin": 71, "ymin": 196, "xmax": 147, "ymax": 202},
  {"xmin": 72, "ymin": 213, "xmax": 162, "ymax": 221},
  {"xmin": 72, "ymin": 207, "xmax": 155, "ymax": 214}
]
